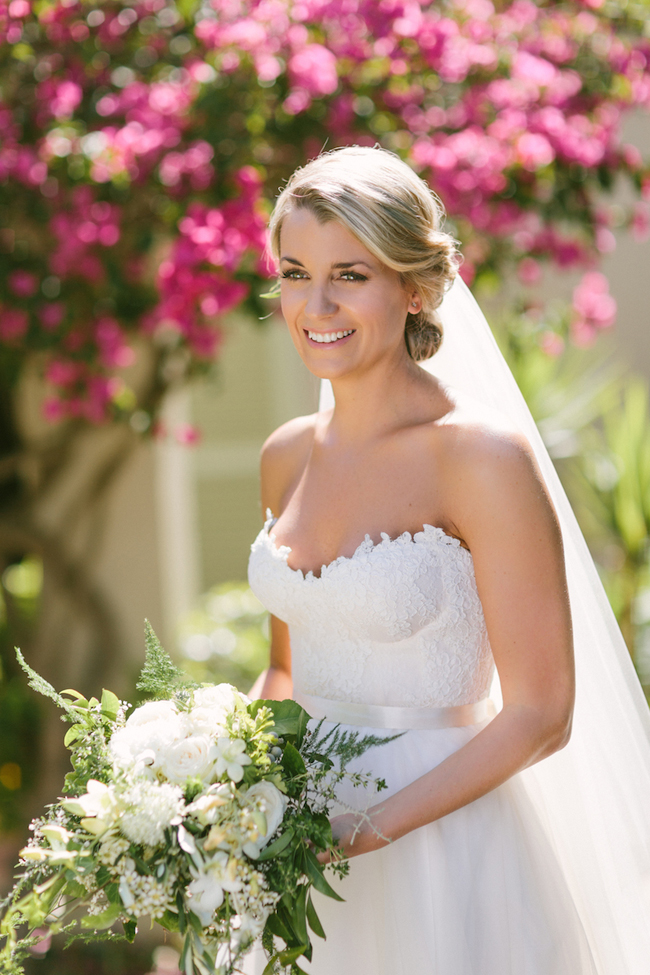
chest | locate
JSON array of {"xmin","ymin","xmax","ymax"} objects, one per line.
[
  {"xmin": 274, "ymin": 440, "xmax": 450, "ymax": 576},
  {"xmin": 248, "ymin": 519, "xmax": 481, "ymax": 645}
]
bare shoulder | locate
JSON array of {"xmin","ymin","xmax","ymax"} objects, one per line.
[
  {"xmin": 260, "ymin": 412, "xmax": 320, "ymax": 515},
  {"xmin": 432, "ymin": 399, "xmax": 557, "ymax": 544}
]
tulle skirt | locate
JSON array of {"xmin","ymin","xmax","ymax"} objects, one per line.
[{"xmin": 244, "ymin": 719, "xmax": 597, "ymax": 975}]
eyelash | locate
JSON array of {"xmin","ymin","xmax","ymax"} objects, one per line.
[{"xmin": 280, "ymin": 270, "xmax": 368, "ymax": 282}]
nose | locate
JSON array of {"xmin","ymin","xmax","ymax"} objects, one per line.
[{"xmin": 304, "ymin": 283, "xmax": 337, "ymax": 320}]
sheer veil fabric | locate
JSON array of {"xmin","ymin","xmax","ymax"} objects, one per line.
[{"xmin": 319, "ymin": 277, "xmax": 650, "ymax": 973}]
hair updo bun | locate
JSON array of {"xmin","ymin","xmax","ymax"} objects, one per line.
[{"xmin": 268, "ymin": 145, "xmax": 461, "ymax": 362}]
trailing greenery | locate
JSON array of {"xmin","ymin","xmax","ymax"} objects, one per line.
[{"xmin": 1, "ymin": 625, "xmax": 397, "ymax": 975}]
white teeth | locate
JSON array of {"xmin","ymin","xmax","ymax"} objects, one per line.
[{"xmin": 308, "ymin": 329, "xmax": 353, "ymax": 344}]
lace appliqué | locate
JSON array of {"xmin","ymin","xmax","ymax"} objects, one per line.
[{"xmin": 247, "ymin": 512, "xmax": 494, "ymax": 708}]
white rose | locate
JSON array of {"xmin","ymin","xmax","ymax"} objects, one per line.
[
  {"xmin": 125, "ymin": 700, "xmax": 179, "ymax": 727},
  {"xmin": 110, "ymin": 715, "xmax": 185, "ymax": 771},
  {"xmin": 190, "ymin": 684, "xmax": 250, "ymax": 736},
  {"xmin": 158, "ymin": 734, "xmax": 218, "ymax": 785},
  {"xmin": 242, "ymin": 781, "xmax": 287, "ymax": 857}
]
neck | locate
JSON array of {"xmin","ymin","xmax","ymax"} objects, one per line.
[{"xmin": 323, "ymin": 349, "xmax": 438, "ymax": 444}]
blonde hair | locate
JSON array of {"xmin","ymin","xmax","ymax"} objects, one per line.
[{"xmin": 268, "ymin": 146, "xmax": 460, "ymax": 361}]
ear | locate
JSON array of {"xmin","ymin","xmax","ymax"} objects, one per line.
[{"xmin": 409, "ymin": 294, "xmax": 422, "ymax": 314}]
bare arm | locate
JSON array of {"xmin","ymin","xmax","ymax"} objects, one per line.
[
  {"xmin": 249, "ymin": 615, "xmax": 293, "ymax": 700},
  {"xmin": 248, "ymin": 415, "xmax": 315, "ymax": 701},
  {"xmin": 321, "ymin": 431, "xmax": 574, "ymax": 860}
]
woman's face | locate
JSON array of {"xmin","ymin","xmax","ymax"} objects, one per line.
[{"xmin": 278, "ymin": 208, "xmax": 416, "ymax": 380}]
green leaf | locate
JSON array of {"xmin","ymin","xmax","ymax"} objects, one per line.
[
  {"xmin": 60, "ymin": 689, "xmax": 89, "ymax": 705},
  {"xmin": 81, "ymin": 903, "xmax": 122, "ymax": 930},
  {"xmin": 64, "ymin": 725, "xmax": 85, "ymax": 748},
  {"xmin": 187, "ymin": 909, "xmax": 204, "ymax": 936},
  {"xmin": 262, "ymin": 952, "xmax": 281, "ymax": 975},
  {"xmin": 158, "ymin": 909, "xmax": 180, "ymax": 933},
  {"xmin": 303, "ymin": 848, "xmax": 344, "ymax": 901},
  {"xmin": 176, "ymin": 891, "xmax": 187, "ymax": 935},
  {"xmin": 65, "ymin": 880, "xmax": 88, "ymax": 900},
  {"xmin": 291, "ymin": 884, "xmax": 310, "ymax": 949},
  {"xmin": 281, "ymin": 742, "xmax": 306, "ymax": 778},
  {"xmin": 266, "ymin": 911, "xmax": 294, "ymax": 943},
  {"xmin": 278, "ymin": 945, "xmax": 309, "ymax": 965},
  {"xmin": 257, "ymin": 827, "xmax": 294, "ymax": 861},
  {"xmin": 179, "ymin": 932, "xmax": 193, "ymax": 975},
  {"xmin": 122, "ymin": 918, "xmax": 137, "ymax": 942},
  {"xmin": 251, "ymin": 699, "xmax": 310, "ymax": 738},
  {"xmin": 306, "ymin": 893, "xmax": 326, "ymax": 939},
  {"xmin": 101, "ymin": 689, "xmax": 120, "ymax": 721}
]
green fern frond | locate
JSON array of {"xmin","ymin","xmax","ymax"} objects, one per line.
[
  {"xmin": 136, "ymin": 620, "xmax": 196, "ymax": 699},
  {"xmin": 14, "ymin": 649, "xmax": 83, "ymax": 723}
]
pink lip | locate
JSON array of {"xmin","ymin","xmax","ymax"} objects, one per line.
[{"xmin": 304, "ymin": 329, "xmax": 356, "ymax": 349}]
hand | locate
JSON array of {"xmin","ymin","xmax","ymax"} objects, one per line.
[{"xmin": 316, "ymin": 811, "xmax": 389, "ymax": 864}]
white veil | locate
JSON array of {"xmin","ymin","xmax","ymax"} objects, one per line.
[{"xmin": 320, "ymin": 276, "xmax": 650, "ymax": 974}]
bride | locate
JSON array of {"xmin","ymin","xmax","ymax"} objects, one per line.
[{"xmin": 245, "ymin": 146, "xmax": 650, "ymax": 974}]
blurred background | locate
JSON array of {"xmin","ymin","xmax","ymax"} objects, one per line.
[{"xmin": 1, "ymin": 0, "xmax": 650, "ymax": 970}]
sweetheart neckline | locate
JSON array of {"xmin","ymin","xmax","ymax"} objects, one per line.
[{"xmin": 259, "ymin": 511, "xmax": 469, "ymax": 582}]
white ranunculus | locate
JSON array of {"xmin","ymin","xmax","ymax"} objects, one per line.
[
  {"xmin": 158, "ymin": 734, "xmax": 218, "ymax": 785},
  {"xmin": 214, "ymin": 738, "xmax": 252, "ymax": 783},
  {"xmin": 242, "ymin": 781, "xmax": 287, "ymax": 856},
  {"xmin": 189, "ymin": 684, "xmax": 249, "ymax": 736}
]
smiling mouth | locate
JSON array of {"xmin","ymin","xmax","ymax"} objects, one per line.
[{"xmin": 305, "ymin": 329, "xmax": 355, "ymax": 344}]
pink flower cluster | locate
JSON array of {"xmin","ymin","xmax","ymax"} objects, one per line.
[
  {"xmin": 571, "ymin": 271, "xmax": 617, "ymax": 346},
  {"xmin": 146, "ymin": 168, "xmax": 268, "ymax": 357},
  {"xmin": 197, "ymin": 0, "xmax": 649, "ymax": 282},
  {"xmin": 43, "ymin": 362, "xmax": 125, "ymax": 425},
  {"xmin": 49, "ymin": 187, "xmax": 121, "ymax": 282},
  {"xmin": 0, "ymin": 0, "xmax": 648, "ymax": 426},
  {"xmin": 90, "ymin": 78, "xmax": 196, "ymax": 184},
  {"xmin": 197, "ymin": 5, "xmax": 338, "ymax": 114}
]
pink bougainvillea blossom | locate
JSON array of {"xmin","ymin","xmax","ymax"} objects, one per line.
[
  {"xmin": 174, "ymin": 423, "xmax": 202, "ymax": 446},
  {"xmin": 0, "ymin": 307, "xmax": 28, "ymax": 342},
  {"xmin": 8, "ymin": 270, "xmax": 38, "ymax": 297},
  {"xmin": 571, "ymin": 271, "xmax": 617, "ymax": 345},
  {"xmin": 0, "ymin": 0, "xmax": 649, "ymax": 425},
  {"xmin": 288, "ymin": 44, "xmax": 339, "ymax": 98}
]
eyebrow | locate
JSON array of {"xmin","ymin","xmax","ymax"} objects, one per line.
[{"xmin": 280, "ymin": 256, "xmax": 374, "ymax": 269}]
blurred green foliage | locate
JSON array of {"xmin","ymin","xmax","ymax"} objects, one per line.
[
  {"xmin": 0, "ymin": 558, "xmax": 42, "ymax": 833},
  {"xmin": 176, "ymin": 582, "xmax": 269, "ymax": 693},
  {"xmin": 498, "ymin": 307, "xmax": 650, "ymax": 695}
]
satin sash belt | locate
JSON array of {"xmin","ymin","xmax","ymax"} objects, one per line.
[{"xmin": 293, "ymin": 690, "xmax": 495, "ymax": 730}]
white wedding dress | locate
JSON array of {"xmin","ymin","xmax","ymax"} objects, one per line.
[{"xmin": 246, "ymin": 512, "xmax": 598, "ymax": 975}]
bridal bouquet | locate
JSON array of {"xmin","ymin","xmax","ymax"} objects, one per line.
[{"xmin": 0, "ymin": 624, "xmax": 392, "ymax": 975}]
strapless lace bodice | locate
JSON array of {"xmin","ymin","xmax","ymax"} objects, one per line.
[{"xmin": 248, "ymin": 512, "xmax": 494, "ymax": 708}]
